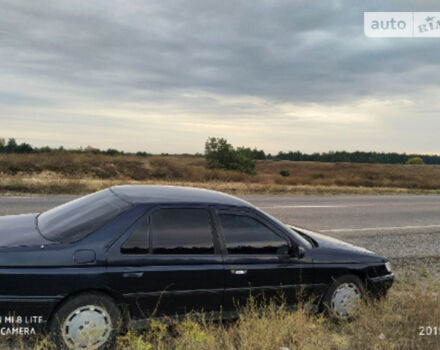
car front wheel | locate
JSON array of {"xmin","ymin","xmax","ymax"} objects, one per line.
[
  {"xmin": 321, "ymin": 274, "xmax": 365, "ymax": 320},
  {"xmin": 50, "ymin": 293, "xmax": 121, "ymax": 349}
]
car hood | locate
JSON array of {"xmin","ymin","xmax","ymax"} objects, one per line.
[
  {"xmin": 0, "ymin": 213, "xmax": 53, "ymax": 248},
  {"xmin": 290, "ymin": 225, "xmax": 386, "ymax": 264}
]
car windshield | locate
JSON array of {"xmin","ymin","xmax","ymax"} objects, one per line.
[{"xmin": 37, "ymin": 189, "xmax": 131, "ymax": 243}]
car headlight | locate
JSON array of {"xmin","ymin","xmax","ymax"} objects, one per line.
[{"xmin": 385, "ymin": 261, "xmax": 392, "ymax": 273}]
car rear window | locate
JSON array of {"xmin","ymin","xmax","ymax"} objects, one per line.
[{"xmin": 38, "ymin": 189, "xmax": 131, "ymax": 243}]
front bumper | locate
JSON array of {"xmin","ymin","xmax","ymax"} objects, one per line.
[{"xmin": 367, "ymin": 273, "xmax": 394, "ymax": 297}]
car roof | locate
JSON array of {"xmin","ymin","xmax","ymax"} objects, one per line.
[{"xmin": 110, "ymin": 185, "xmax": 252, "ymax": 207}]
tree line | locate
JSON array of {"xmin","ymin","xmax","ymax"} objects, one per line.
[
  {"xmin": 0, "ymin": 138, "xmax": 150, "ymax": 157},
  {"xmin": 271, "ymin": 150, "xmax": 438, "ymax": 164},
  {"xmin": 1, "ymin": 137, "xmax": 439, "ymax": 165},
  {"xmin": 205, "ymin": 138, "xmax": 439, "ymax": 165}
]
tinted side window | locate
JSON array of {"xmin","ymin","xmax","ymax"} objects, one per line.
[
  {"xmin": 151, "ymin": 208, "xmax": 214, "ymax": 254},
  {"xmin": 121, "ymin": 219, "xmax": 149, "ymax": 254},
  {"xmin": 219, "ymin": 214, "xmax": 288, "ymax": 254}
]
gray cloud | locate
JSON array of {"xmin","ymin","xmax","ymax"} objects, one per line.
[{"xmin": 0, "ymin": 0, "xmax": 439, "ymax": 153}]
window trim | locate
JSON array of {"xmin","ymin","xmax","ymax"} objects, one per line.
[
  {"xmin": 120, "ymin": 215, "xmax": 151, "ymax": 255},
  {"xmin": 214, "ymin": 207, "xmax": 294, "ymax": 256}
]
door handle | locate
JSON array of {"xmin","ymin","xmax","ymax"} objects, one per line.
[
  {"xmin": 123, "ymin": 272, "xmax": 144, "ymax": 278},
  {"xmin": 230, "ymin": 269, "xmax": 247, "ymax": 275}
]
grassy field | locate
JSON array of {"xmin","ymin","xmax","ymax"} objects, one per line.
[
  {"xmin": 6, "ymin": 265, "xmax": 440, "ymax": 350},
  {"xmin": 1, "ymin": 153, "xmax": 440, "ymax": 195},
  {"xmin": 117, "ymin": 274, "xmax": 440, "ymax": 350}
]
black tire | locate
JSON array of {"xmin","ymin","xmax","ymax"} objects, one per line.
[
  {"xmin": 49, "ymin": 293, "xmax": 121, "ymax": 350},
  {"xmin": 321, "ymin": 274, "xmax": 365, "ymax": 320}
]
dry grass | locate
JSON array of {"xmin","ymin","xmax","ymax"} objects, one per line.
[
  {"xmin": 257, "ymin": 160, "xmax": 440, "ymax": 189},
  {"xmin": 13, "ymin": 272, "xmax": 440, "ymax": 350},
  {"xmin": 2, "ymin": 174, "xmax": 440, "ymax": 196},
  {"xmin": 116, "ymin": 266, "xmax": 440, "ymax": 350},
  {"xmin": 1, "ymin": 153, "xmax": 440, "ymax": 195},
  {"xmin": 117, "ymin": 281, "xmax": 440, "ymax": 350}
]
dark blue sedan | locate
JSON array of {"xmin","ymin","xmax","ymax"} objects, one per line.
[{"xmin": 0, "ymin": 185, "xmax": 393, "ymax": 349}]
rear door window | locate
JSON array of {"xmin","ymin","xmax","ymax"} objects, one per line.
[
  {"xmin": 121, "ymin": 208, "xmax": 215, "ymax": 255},
  {"xmin": 151, "ymin": 208, "xmax": 215, "ymax": 254}
]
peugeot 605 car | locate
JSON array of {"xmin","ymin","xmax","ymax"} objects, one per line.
[{"xmin": 0, "ymin": 185, "xmax": 393, "ymax": 349}]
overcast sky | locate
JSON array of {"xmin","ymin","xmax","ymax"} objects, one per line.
[{"xmin": 1, "ymin": 0, "xmax": 439, "ymax": 154}]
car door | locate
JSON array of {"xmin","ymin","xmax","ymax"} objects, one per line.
[
  {"xmin": 106, "ymin": 205, "xmax": 224, "ymax": 320},
  {"xmin": 214, "ymin": 208, "xmax": 314, "ymax": 311}
]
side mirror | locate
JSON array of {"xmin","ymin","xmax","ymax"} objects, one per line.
[
  {"xmin": 278, "ymin": 245, "xmax": 305, "ymax": 259},
  {"xmin": 296, "ymin": 246, "xmax": 306, "ymax": 259}
]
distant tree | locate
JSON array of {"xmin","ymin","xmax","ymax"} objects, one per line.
[
  {"xmin": 205, "ymin": 137, "xmax": 255, "ymax": 174},
  {"xmin": 236, "ymin": 146, "xmax": 253, "ymax": 160},
  {"xmin": 406, "ymin": 157, "xmax": 424, "ymax": 165},
  {"xmin": 104, "ymin": 148, "xmax": 121, "ymax": 156},
  {"xmin": 236, "ymin": 146, "xmax": 266, "ymax": 160},
  {"xmin": 136, "ymin": 151, "xmax": 150, "ymax": 157},
  {"xmin": 0, "ymin": 138, "xmax": 5, "ymax": 147},
  {"xmin": 232, "ymin": 152, "xmax": 256, "ymax": 174},
  {"xmin": 15, "ymin": 142, "xmax": 33, "ymax": 153},
  {"xmin": 5, "ymin": 138, "xmax": 17, "ymax": 153},
  {"xmin": 39, "ymin": 146, "xmax": 53, "ymax": 153},
  {"xmin": 205, "ymin": 137, "xmax": 236, "ymax": 169},
  {"xmin": 279, "ymin": 170, "xmax": 290, "ymax": 177},
  {"xmin": 85, "ymin": 145, "xmax": 98, "ymax": 153}
]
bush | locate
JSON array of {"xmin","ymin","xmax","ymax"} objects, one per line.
[
  {"xmin": 406, "ymin": 157, "xmax": 424, "ymax": 165},
  {"xmin": 279, "ymin": 170, "xmax": 290, "ymax": 177},
  {"xmin": 104, "ymin": 148, "xmax": 122, "ymax": 156},
  {"xmin": 205, "ymin": 137, "xmax": 256, "ymax": 174}
]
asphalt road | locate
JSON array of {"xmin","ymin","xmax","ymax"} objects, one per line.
[
  {"xmin": 1, "ymin": 194, "xmax": 440, "ymax": 260},
  {"xmin": 241, "ymin": 195, "xmax": 440, "ymax": 261}
]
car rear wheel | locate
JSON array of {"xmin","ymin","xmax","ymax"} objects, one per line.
[
  {"xmin": 50, "ymin": 293, "xmax": 121, "ymax": 349},
  {"xmin": 321, "ymin": 274, "xmax": 365, "ymax": 320}
]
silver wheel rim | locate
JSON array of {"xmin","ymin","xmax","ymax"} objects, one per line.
[
  {"xmin": 62, "ymin": 304, "xmax": 112, "ymax": 349},
  {"xmin": 330, "ymin": 282, "xmax": 361, "ymax": 318}
]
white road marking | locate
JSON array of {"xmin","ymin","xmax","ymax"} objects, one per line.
[
  {"xmin": 259, "ymin": 204, "xmax": 372, "ymax": 209},
  {"xmin": 320, "ymin": 224, "xmax": 440, "ymax": 233}
]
